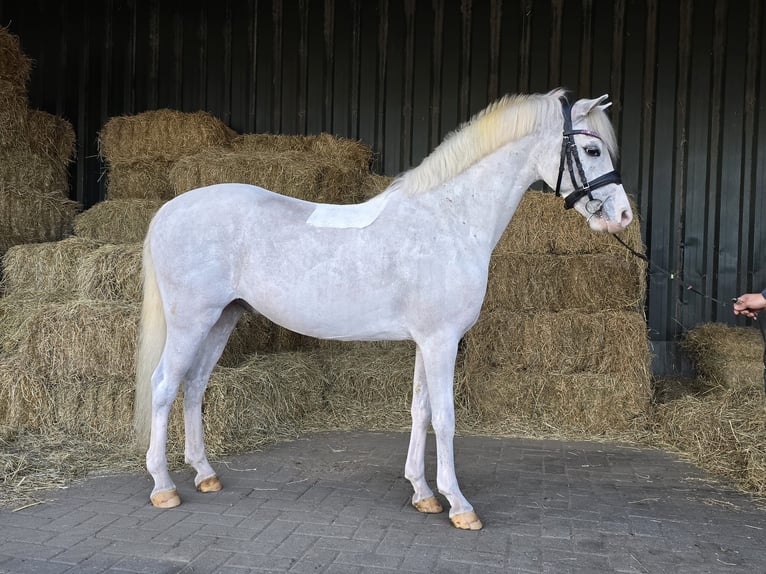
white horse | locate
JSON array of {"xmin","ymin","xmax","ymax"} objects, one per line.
[{"xmin": 134, "ymin": 89, "xmax": 633, "ymax": 530}]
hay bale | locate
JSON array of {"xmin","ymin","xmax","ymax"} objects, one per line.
[
  {"xmin": 464, "ymin": 310, "xmax": 650, "ymax": 376},
  {"xmin": 26, "ymin": 110, "xmax": 76, "ymax": 166},
  {"xmin": 303, "ymin": 343, "xmax": 416, "ymax": 432},
  {"xmin": 1, "ymin": 237, "xmax": 99, "ymax": 296},
  {"xmin": 230, "ymin": 132, "xmax": 373, "ymax": 173},
  {"xmin": 0, "ymin": 356, "xmax": 52, "ymax": 430},
  {"xmin": 681, "ymin": 323, "xmax": 764, "ymax": 390},
  {"xmin": 503, "ymin": 191, "xmax": 644, "ymax": 256},
  {"xmin": 182, "ymin": 353, "xmax": 325, "ymax": 455},
  {"xmin": 654, "ymin": 383, "xmax": 766, "ymax": 495},
  {"xmin": 76, "ymin": 243, "xmax": 143, "ymax": 302},
  {"xmin": 170, "ymin": 148, "xmax": 368, "ymax": 203},
  {"xmin": 98, "ymin": 109, "xmax": 232, "ymax": 164},
  {"xmin": 0, "ymin": 26, "xmax": 32, "ymax": 90},
  {"xmin": 49, "ymin": 375, "xmax": 134, "ymax": 442},
  {"xmin": 15, "ymin": 351, "xmax": 324, "ymax": 452},
  {"xmin": 0, "ymin": 147, "xmax": 70, "ymax": 195},
  {"xmin": 0, "ymin": 292, "xmax": 69, "ymax": 352},
  {"xmin": 461, "ymin": 366, "xmax": 650, "ymax": 434},
  {"xmin": 0, "ymin": 186, "xmax": 81, "ymax": 256},
  {"xmin": 73, "ymin": 199, "xmax": 163, "ymax": 244},
  {"xmin": 219, "ymin": 311, "xmax": 319, "ymax": 367},
  {"xmin": 360, "ymin": 173, "xmax": 394, "ymax": 199},
  {"xmin": 484, "ymin": 253, "xmax": 645, "ymax": 312},
  {"xmin": 0, "ymin": 81, "xmax": 28, "ymax": 148},
  {"xmin": 105, "ymin": 159, "xmax": 175, "ymax": 200},
  {"xmin": 15, "ymin": 300, "xmax": 138, "ymax": 379}
]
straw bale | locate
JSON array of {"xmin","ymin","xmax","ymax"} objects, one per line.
[
  {"xmin": 484, "ymin": 253, "xmax": 645, "ymax": 312},
  {"xmin": 105, "ymin": 159, "xmax": 175, "ymax": 200},
  {"xmin": 654, "ymin": 383, "xmax": 766, "ymax": 495},
  {"xmin": 681, "ymin": 323, "xmax": 764, "ymax": 390},
  {"xmin": 0, "ymin": 186, "xmax": 80, "ymax": 256},
  {"xmin": 15, "ymin": 300, "xmax": 138, "ymax": 380},
  {"xmin": 464, "ymin": 310, "xmax": 650, "ymax": 376},
  {"xmin": 49, "ymin": 375, "xmax": 135, "ymax": 442},
  {"xmin": 303, "ymin": 343, "xmax": 416, "ymax": 432},
  {"xmin": 502, "ymin": 191, "xmax": 644, "ymax": 256},
  {"xmin": 170, "ymin": 148, "xmax": 368, "ymax": 203},
  {"xmin": 13, "ymin": 351, "xmax": 324, "ymax": 454},
  {"xmin": 0, "ymin": 81, "xmax": 28, "ymax": 147},
  {"xmin": 361, "ymin": 173, "xmax": 394, "ymax": 200},
  {"xmin": 1, "ymin": 237, "xmax": 99, "ymax": 297},
  {"xmin": 0, "ymin": 292, "xmax": 69, "ymax": 352},
  {"xmin": 230, "ymin": 132, "xmax": 373, "ymax": 172},
  {"xmin": 98, "ymin": 109, "xmax": 232, "ymax": 164},
  {"xmin": 76, "ymin": 243, "xmax": 143, "ymax": 302},
  {"xmin": 176, "ymin": 353, "xmax": 325, "ymax": 455},
  {"xmin": 0, "ymin": 26, "xmax": 32, "ymax": 90},
  {"xmin": 461, "ymin": 366, "xmax": 651, "ymax": 434},
  {"xmin": 73, "ymin": 199, "xmax": 163, "ymax": 244},
  {"xmin": 0, "ymin": 147, "xmax": 70, "ymax": 195},
  {"xmin": 219, "ymin": 311, "xmax": 319, "ymax": 367},
  {"xmin": 26, "ymin": 110, "xmax": 76, "ymax": 166},
  {"xmin": 0, "ymin": 355, "xmax": 52, "ymax": 430}
]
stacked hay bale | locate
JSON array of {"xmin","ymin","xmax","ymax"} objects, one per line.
[
  {"xmin": 458, "ymin": 191, "xmax": 651, "ymax": 436},
  {"xmin": 0, "ymin": 26, "xmax": 79, "ymax": 257},
  {"xmin": 169, "ymin": 132, "xmax": 374, "ymax": 203},
  {"xmin": 654, "ymin": 323, "xmax": 766, "ymax": 495}
]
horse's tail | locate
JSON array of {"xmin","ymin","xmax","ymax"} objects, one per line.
[{"xmin": 133, "ymin": 233, "xmax": 166, "ymax": 450}]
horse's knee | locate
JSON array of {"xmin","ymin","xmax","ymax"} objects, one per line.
[{"xmin": 431, "ymin": 411, "xmax": 455, "ymax": 437}]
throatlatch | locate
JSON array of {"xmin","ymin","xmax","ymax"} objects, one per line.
[{"xmin": 554, "ymin": 96, "xmax": 622, "ymax": 210}]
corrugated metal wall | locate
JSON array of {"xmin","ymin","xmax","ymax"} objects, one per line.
[{"xmin": 1, "ymin": 0, "xmax": 765, "ymax": 374}]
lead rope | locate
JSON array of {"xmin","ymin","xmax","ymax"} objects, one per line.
[
  {"xmin": 612, "ymin": 232, "xmax": 766, "ymax": 396},
  {"xmin": 610, "ymin": 233, "xmax": 733, "ymax": 308}
]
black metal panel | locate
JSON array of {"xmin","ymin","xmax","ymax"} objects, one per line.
[{"xmin": 1, "ymin": 0, "xmax": 765, "ymax": 374}]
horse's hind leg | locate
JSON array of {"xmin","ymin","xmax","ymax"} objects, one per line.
[
  {"xmin": 146, "ymin": 306, "xmax": 233, "ymax": 508},
  {"xmin": 405, "ymin": 347, "xmax": 443, "ymax": 514},
  {"xmin": 182, "ymin": 303, "xmax": 245, "ymax": 493}
]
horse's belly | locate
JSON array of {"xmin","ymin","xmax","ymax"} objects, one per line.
[{"xmin": 244, "ymin": 282, "xmax": 410, "ymax": 342}]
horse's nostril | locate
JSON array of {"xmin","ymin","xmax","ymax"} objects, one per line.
[{"xmin": 620, "ymin": 209, "xmax": 633, "ymax": 228}]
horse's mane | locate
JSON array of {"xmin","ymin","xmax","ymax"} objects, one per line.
[{"xmin": 396, "ymin": 88, "xmax": 617, "ymax": 195}]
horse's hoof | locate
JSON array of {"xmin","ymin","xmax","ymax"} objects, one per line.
[
  {"xmin": 197, "ymin": 476, "xmax": 222, "ymax": 493},
  {"xmin": 450, "ymin": 511, "xmax": 483, "ymax": 530},
  {"xmin": 412, "ymin": 496, "xmax": 443, "ymax": 514},
  {"xmin": 150, "ymin": 490, "xmax": 181, "ymax": 508}
]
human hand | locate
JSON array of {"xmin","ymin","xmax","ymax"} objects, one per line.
[{"xmin": 733, "ymin": 292, "xmax": 766, "ymax": 319}]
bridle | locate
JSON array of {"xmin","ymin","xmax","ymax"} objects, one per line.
[{"xmin": 554, "ymin": 96, "xmax": 622, "ymax": 211}]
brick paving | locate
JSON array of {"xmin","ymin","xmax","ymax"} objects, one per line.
[{"xmin": 1, "ymin": 431, "xmax": 765, "ymax": 573}]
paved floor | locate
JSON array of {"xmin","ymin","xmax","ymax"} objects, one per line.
[{"xmin": 1, "ymin": 431, "xmax": 765, "ymax": 574}]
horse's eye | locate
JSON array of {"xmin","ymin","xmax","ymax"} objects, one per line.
[{"xmin": 585, "ymin": 146, "xmax": 601, "ymax": 157}]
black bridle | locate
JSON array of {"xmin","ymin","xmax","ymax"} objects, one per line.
[{"xmin": 554, "ymin": 96, "xmax": 622, "ymax": 210}]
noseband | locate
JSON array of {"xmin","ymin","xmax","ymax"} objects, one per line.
[{"xmin": 554, "ymin": 97, "xmax": 622, "ymax": 210}]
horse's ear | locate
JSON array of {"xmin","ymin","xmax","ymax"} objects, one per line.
[{"xmin": 571, "ymin": 94, "xmax": 611, "ymax": 121}]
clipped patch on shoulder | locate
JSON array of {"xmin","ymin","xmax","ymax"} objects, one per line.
[{"xmin": 306, "ymin": 192, "xmax": 391, "ymax": 229}]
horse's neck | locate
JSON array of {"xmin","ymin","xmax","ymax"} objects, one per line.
[{"xmin": 416, "ymin": 137, "xmax": 541, "ymax": 252}]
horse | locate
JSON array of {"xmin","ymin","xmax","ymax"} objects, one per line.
[{"xmin": 133, "ymin": 88, "xmax": 634, "ymax": 530}]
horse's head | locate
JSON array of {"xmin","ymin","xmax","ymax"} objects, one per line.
[{"xmin": 539, "ymin": 94, "xmax": 633, "ymax": 234}]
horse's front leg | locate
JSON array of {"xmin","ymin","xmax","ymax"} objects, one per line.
[
  {"xmin": 420, "ymin": 336, "xmax": 483, "ymax": 530},
  {"xmin": 405, "ymin": 347, "xmax": 443, "ymax": 514}
]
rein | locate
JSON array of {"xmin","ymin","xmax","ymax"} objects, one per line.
[{"xmin": 554, "ymin": 96, "xmax": 622, "ymax": 210}]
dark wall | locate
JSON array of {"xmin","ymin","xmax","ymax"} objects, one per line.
[{"xmin": 1, "ymin": 0, "xmax": 765, "ymax": 374}]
